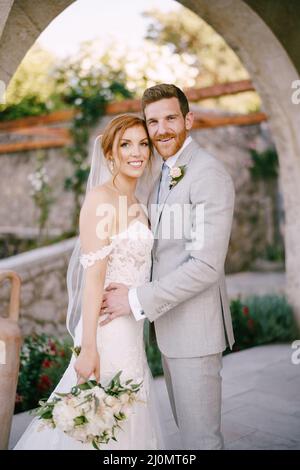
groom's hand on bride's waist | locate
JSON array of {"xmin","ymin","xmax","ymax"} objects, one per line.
[{"xmin": 99, "ymin": 283, "xmax": 131, "ymax": 325}]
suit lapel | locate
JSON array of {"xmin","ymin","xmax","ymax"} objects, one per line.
[
  {"xmin": 151, "ymin": 139, "xmax": 199, "ymax": 238},
  {"xmin": 147, "ymin": 174, "xmax": 160, "ymax": 229}
]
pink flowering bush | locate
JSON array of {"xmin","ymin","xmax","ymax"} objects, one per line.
[{"xmin": 15, "ymin": 333, "xmax": 72, "ymax": 414}]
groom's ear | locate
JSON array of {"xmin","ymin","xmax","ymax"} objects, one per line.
[{"xmin": 185, "ymin": 111, "xmax": 194, "ymax": 131}]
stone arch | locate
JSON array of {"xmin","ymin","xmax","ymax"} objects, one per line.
[{"xmin": 1, "ymin": 0, "xmax": 299, "ymax": 323}]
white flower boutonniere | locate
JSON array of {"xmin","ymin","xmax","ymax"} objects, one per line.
[{"xmin": 169, "ymin": 165, "xmax": 186, "ymax": 190}]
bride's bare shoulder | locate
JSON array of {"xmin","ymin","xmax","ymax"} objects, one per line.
[
  {"xmin": 84, "ymin": 184, "xmax": 117, "ymax": 205},
  {"xmin": 80, "ymin": 184, "xmax": 117, "ymax": 220}
]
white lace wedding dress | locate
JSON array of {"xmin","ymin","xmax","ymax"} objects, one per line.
[{"xmin": 14, "ymin": 220, "xmax": 164, "ymax": 450}]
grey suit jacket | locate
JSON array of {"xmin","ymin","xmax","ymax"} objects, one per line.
[{"xmin": 136, "ymin": 139, "xmax": 235, "ymax": 358}]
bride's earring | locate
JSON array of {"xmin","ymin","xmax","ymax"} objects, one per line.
[{"xmin": 109, "ymin": 159, "xmax": 115, "ymax": 172}]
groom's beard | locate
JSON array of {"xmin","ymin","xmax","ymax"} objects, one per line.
[{"xmin": 152, "ymin": 128, "xmax": 187, "ymax": 158}]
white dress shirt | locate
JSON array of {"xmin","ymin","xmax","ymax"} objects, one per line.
[{"xmin": 129, "ymin": 136, "xmax": 193, "ymax": 321}]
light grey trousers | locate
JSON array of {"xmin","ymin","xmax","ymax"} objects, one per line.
[{"xmin": 161, "ymin": 353, "xmax": 224, "ymax": 450}]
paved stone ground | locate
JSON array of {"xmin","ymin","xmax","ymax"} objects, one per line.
[
  {"xmin": 153, "ymin": 344, "xmax": 300, "ymax": 450},
  {"xmin": 9, "ymin": 344, "xmax": 300, "ymax": 450}
]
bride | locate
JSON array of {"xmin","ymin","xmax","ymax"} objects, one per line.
[{"xmin": 14, "ymin": 114, "xmax": 164, "ymax": 450}]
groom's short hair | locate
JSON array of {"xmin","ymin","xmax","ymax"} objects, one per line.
[{"xmin": 142, "ymin": 84, "xmax": 189, "ymax": 118}]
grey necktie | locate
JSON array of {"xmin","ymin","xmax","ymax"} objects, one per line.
[{"xmin": 157, "ymin": 161, "xmax": 170, "ymax": 204}]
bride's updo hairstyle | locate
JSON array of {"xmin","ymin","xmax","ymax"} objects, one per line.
[{"xmin": 101, "ymin": 114, "xmax": 153, "ymax": 180}]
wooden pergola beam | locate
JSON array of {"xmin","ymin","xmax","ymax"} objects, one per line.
[
  {"xmin": 0, "ymin": 79, "xmax": 256, "ymax": 131},
  {"xmin": 193, "ymin": 111, "xmax": 267, "ymax": 129},
  {"xmin": 11, "ymin": 126, "xmax": 70, "ymax": 138},
  {"xmin": 0, "ymin": 79, "xmax": 263, "ymax": 153},
  {"xmin": 0, "ymin": 138, "xmax": 71, "ymax": 154},
  {"xmin": 185, "ymin": 79, "xmax": 255, "ymax": 101},
  {"xmin": 0, "ymin": 110, "xmax": 75, "ymax": 131},
  {"xmin": 0, "ymin": 111, "xmax": 267, "ymax": 153}
]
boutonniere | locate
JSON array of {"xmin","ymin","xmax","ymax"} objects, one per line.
[{"xmin": 169, "ymin": 165, "xmax": 186, "ymax": 190}]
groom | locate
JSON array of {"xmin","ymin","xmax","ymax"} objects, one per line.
[{"xmin": 100, "ymin": 84, "xmax": 235, "ymax": 450}]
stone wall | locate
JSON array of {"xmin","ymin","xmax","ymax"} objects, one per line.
[
  {"xmin": 191, "ymin": 120, "xmax": 279, "ymax": 272},
  {"xmin": 0, "ymin": 145, "xmax": 74, "ymax": 236},
  {"xmin": 0, "ymin": 238, "xmax": 75, "ymax": 339}
]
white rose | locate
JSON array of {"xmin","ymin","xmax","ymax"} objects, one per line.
[
  {"xmin": 120, "ymin": 393, "xmax": 130, "ymax": 405},
  {"xmin": 101, "ymin": 409, "xmax": 116, "ymax": 430},
  {"xmin": 86, "ymin": 419, "xmax": 104, "ymax": 437},
  {"xmin": 105, "ymin": 395, "xmax": 118, "ymax": 407},
  {"xmin": 121, "ymin": 404, "xmax": 132, "ymax": 418},
  {"xmin": 104, "ymin": 395, "xmax": 122, "ymax": 415},
  {"xmin": 93, "ymin": 387, "xmax": 106, "ymax": 400},
  {"xmin": 170, "ymin": 167, "xmax": 182, "ymax": 178},
  {"xmin": 72, "ymin": 427, "xmax": 88, "ymax": 443},
  {"xmin": 52, "ymin": 401, "xmax": 78, "ymax": 432},
  {"xmin": 111, "ymin": 401, "xmax": 122, "ymax": 416}
]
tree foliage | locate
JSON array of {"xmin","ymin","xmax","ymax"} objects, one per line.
[
  {"xmin": 5, "ymin": 44, "xmax": 57, "ymax": 105},
  {"xmin": 143, "ymin": 7, "xmax": 261, "ymax": 112}
]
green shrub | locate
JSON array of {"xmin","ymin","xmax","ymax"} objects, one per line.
[
  {"xmin": 229, "ymin": 294, "xmax": 298, "ymax": 353},
  {"xmin": 230, "ymin": 298, "xmax": 257, "ymax": 351},
  {"xmin": 15, "ymin": 333, "xmax": 72, "ymax": 414},
  {"xmin": 0, "ymin": 95, "xmax": 51, "ymax": 121}
]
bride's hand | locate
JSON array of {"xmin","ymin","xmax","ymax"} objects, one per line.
[{"xmin": 74, "ymin": 348, "xmax": 100, "ymax": 385}]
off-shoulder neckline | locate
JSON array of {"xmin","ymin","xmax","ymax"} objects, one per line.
[{"xmin": 110, "ymin": 219, "xmax": 152, "ymax": 239}]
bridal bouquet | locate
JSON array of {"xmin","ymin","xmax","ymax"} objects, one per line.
[{"xmin": 33, "ymin": 349, "xmax": 143, "ymax": 449}]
